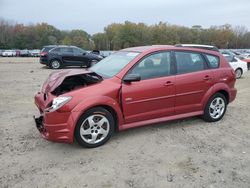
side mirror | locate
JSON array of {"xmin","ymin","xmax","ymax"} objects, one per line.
[
  {"xmin": 123, "ymin": 74, "xmax": 141, "ymax": 83},
  {"xmin": 82, "ymin": 52, "xmax": 86, "ymax": 55}
]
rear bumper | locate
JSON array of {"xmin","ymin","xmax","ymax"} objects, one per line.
[{"xmin": 40, "ymin": 57, "xmax": 48, "ymax": 65}]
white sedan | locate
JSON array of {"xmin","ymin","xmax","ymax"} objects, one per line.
[
  {"xmin": 2, "ymin": 50, "xmax": 16, "ymax": 57},
  {"xmin": 223, "ymin": 54, "xmax": 248, "ymax": 79}
]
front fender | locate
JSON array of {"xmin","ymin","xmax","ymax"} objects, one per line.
[{"xmin": 71, "ymin": 95, "xmax": 124, "ymax": 129}]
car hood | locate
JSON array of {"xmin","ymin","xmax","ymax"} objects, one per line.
[{"xmin": 42, "ymin": 69, "xmax": 93, "ymax": 93}]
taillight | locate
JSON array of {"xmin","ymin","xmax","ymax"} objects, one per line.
[{"xmin": 40, "ymin": 52, "xmax": 47, "ymax": 57}]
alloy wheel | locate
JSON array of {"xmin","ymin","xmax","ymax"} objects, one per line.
[
  {"xmin": 51, "ymin": 60, "xmax": 60, "ymax": 69},
  {"xmin": 209, "ymin": 97, "xmax": 225, "ymax": 119},
  {"xmin": 80, "ymin": 114, "xmax": 110, "ymax": 144}
]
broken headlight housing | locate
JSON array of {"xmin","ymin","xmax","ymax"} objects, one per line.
[{"xmin": 46, "ymin": 96, "xmax": 72, "ymax": 112}]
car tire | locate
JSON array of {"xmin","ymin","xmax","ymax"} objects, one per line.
[
  {"xmin": 74, "ymin": 107, "xmax": 115, "ymax": 148},
  {"xmin": 235, "ymin": 68, "xmax": 242, "ymax": 79},
  {"xmin": 50, "ymin": 59, "xmax": 62, "ymax": 69},
  {"xmin": 90, "ymin": 60, "xmax": 98, "ymax": 67},
  {"xmin": 202, "ymin": 93, "xmax": 227, "ymax": 122}
]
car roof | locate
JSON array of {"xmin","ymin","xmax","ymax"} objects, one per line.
[
  {"xmin": 50, "ymin": 45, "xmax": 78, "ymax": 48},
  {"xmin": 43, "ymin": 45, "xmax": 58, "ymax": 48},
  {"xmin": 175, "ymin": 44, "xmax": 219, "ymax": 52},
  {"xmin": 121, "ymin": 45, "xmax": 173, "ymax": 53},
  {"xmin": 120, "ymin": 45, "xmax": 221, "ymax": 55},
  {"xmin": 176, "ymin": 44, "xmax": 216, "ymax": 48}
]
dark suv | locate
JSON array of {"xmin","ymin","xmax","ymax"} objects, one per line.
[{"xmin": 40, "ymin": 45, "xmax": 103, "ymax": 69}]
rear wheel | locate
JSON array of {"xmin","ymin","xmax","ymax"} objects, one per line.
[
  {"xmin": 235, "ymin": 68, "xmax": 242, "ymax": 79},
  {"xmin": 202, "ymin": 93, "xmax": 227, "ymax": 122},
  {"xmin": 74, "ymin": 107, "xmax": 115, "ymax": 148},
  {"xmin": 50, "ymin": 59, "xmax": 61, "ymax": 69}
]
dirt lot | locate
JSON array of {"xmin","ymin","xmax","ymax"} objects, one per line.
[{"xmin": 0, "ymin": 57, "xmax": 249, "ymax": 188}]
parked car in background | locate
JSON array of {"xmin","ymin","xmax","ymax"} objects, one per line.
[
  {"xmin": 15, "ymin": 50, "xmax": 21, "ymax": 57},
  {"xmin": 90, "ymin": 50, "xmax": 114, "ymax": 58},
  {"xmin": 2, "ymin": 50, "xmax": 16, "ymax": 57},
  {"xmin": 223, "ymin": 54, "xmax": 248, "ymax": 79},
  {"xmin": 220, "ymin": 50, "xmax": 234, "ymax": 56},
  {"xmin": 30, "ymin": 49, "xmax": 41, "ymax": 57},
  {"xmin": 34, "ymin": 45, "xmax": 237, "ymax": 148},
  {"xmin": 20, "ymin": 49, "xmax": 30, "ymax": 57},
  {"xmin": 175, "ymin": 44, "xmax": 219, "ymax": 52},
  {"xmin": 0, "ymin": 49, "xmax": 3, "ymax": 56},
  {"xmin": 40, "ymin": 45, "xmax": 103, "ymax": 69},
  {"xmin": 241, "ymin": 54, "xmax": 250, "ymax": 70}
]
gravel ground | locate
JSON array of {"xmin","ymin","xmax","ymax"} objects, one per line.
[{"xmin": 0, "ymin": 57, "xmax": 249, "ymax": 188}]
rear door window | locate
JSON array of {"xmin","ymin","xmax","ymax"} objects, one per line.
[{"xmin": 175, "ymin": 51, "xmax": 206, "ymax": 74}]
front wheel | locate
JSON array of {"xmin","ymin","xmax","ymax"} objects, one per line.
[
  {"xmin": 74, "ymin": 107, "xmax": 115, "ymax": 148},
  {"xmin": 202, "ymin": 93, "xmax": 227, "ymax": 122}
]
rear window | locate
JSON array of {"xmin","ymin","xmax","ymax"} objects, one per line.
[
  {"xmin": 42, "ymin": 47, "xmax": 55, "ymax": 52},
  {"xmin": 205, "ymin": 54, "xmax": 220, "ymax": 68},
  {"xmin": 50, "ymin": 48, "xmax": 60, "ymax": 53}
]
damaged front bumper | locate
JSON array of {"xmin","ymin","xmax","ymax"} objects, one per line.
[
  {"xmin": 34, "ymin": 92, "xmax": 76, "ymax": 143},
  {"xmin": 34, "ymin": 115, "xmax": 45, "ymax": 132}
]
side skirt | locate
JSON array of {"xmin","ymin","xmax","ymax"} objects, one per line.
[{"xmin": 119, "ymin": 111, "xmax": 204, "ymax": 131}]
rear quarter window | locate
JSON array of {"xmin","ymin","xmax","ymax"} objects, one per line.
[
  {"xmin": 205, "ymin": 54, "xmax": 220, "ymax": 68},
  {"xmin": 42, "ymin": 47, "xmax": 55, "ymax": 52}
]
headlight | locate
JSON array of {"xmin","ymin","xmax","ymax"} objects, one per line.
[{"xmin": 46, "ymin": 96, "xmax": 72, "ymax": 112}]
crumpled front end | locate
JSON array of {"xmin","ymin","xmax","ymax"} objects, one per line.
[{"xmin": 33, "ymin": 70, "xmax": 103, "ymax": 143}]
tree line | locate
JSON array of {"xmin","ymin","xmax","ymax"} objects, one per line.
[{"xmin": 0, "ymin": 19, "xmax": 249, "ymax": 50}]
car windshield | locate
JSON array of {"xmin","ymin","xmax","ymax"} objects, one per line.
[{"xmin": 90, "ymin": 51, "xmax": 140, "ymax": 78}]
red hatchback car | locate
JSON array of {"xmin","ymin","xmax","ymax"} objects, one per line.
[{"xmin": 34, "ymin": 45, "xmax": 237, "ymax": 148}]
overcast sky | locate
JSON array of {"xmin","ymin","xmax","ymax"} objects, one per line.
[{"xmin": 0, "ymin": 0, "xmax": 249, "ymax": 34}]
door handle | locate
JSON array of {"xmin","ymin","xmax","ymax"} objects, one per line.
[
  {"xmin": 164, "ymin": 81, "xmax": 174, "ymax": 86},
  {"xmin": 203, "ymin": 75, "xmax": 211, "ymax": 80}
]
